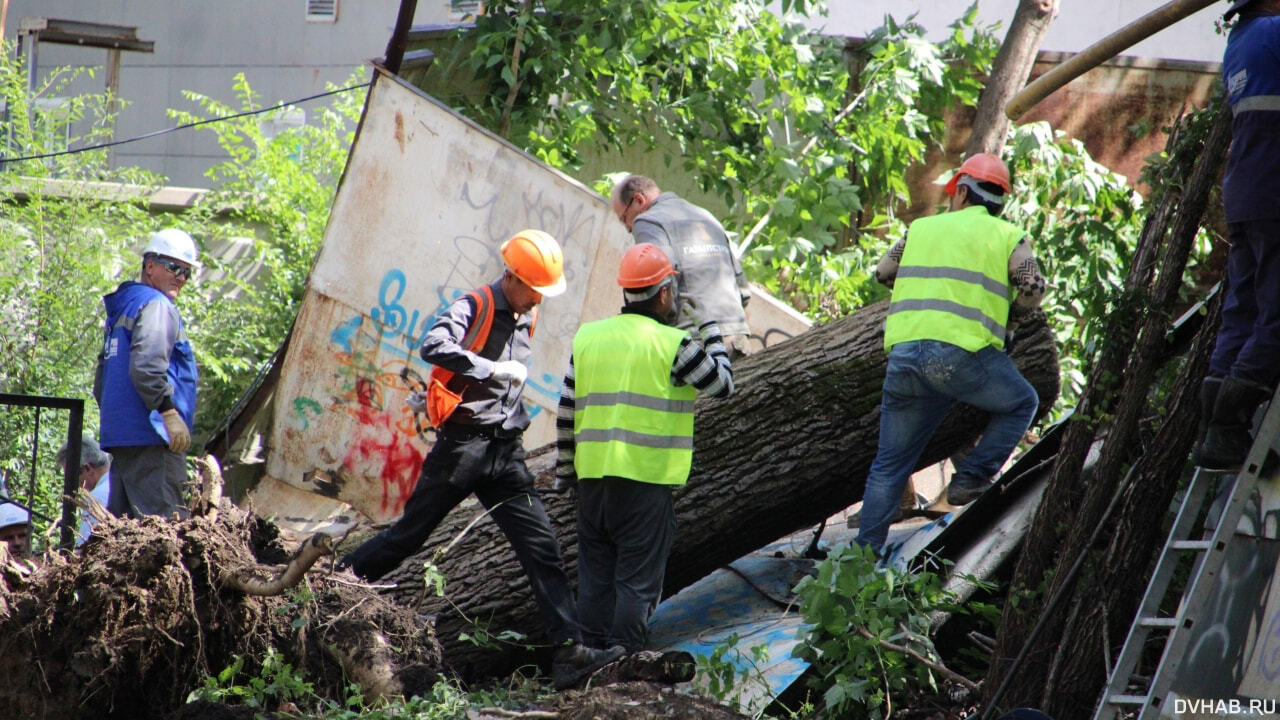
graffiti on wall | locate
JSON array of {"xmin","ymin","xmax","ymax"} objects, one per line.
[
  {"xmin": 1174, "ymin": 477, "xmax": 1280, "ymax": 700},
  {"xmin": 280, "ymin": 174, "xmax": 602, "ymax": 520},
  {"xmin": 262, "ymin": 74, "xmax": 813, "ymax": 528}
]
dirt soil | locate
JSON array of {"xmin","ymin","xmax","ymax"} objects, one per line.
[
  {"xmin": 0, "ymin": 503, "xmax": 445, "ymax": 720},
  {"xmin": 0, "ymin": 494, "xmax": 984, "ymax": 720},
  {"xmin": 557, "ymin": 681, "xmax": 753, "ymax": 719}
]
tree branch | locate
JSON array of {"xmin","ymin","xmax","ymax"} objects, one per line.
[{"xmin": 856, "ymin": 626, "xmax": 980, "ymax": 691}]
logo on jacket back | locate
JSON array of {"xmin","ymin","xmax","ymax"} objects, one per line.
[
  {"xmin": 1227, "ymin": 68, "xmax": 1248, "ymax": 101},
  {"xmin": 680, "ymin": 244, "xmax": 730, "ymax": 258}
]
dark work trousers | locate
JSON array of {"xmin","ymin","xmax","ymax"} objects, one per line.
[
  {"xmin": 1210, "ymin": 218, "xmax": 1280, "ymax": 387},
  {"xmin": 107, "ymin": 444, "xmax": 190, "ymax": 520},
  {"xmin": 343, "ymin": 430, "xmax": 581, "ymax": 645},
  {"xmin": 575, "ymin": 476, "xmax": 676, "ymax": 651}
]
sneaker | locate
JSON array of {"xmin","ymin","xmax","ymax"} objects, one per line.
[
  {"xmin": 552, "ymin": 643, "xmax": 626, "ymax": 690},
  {"xmin": 946, "ymin": 474, "xmax": 991, "ymax": 506}
]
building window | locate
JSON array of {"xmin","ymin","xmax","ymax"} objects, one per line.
[
  {"xmin": 306, "ymin": 0, "xmax": 338, "ymax": 23},
  {"xmin": 450, "ymin": 1, "xmax": 482, "ymax": 20}
]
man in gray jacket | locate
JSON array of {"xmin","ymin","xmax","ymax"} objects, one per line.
[
  {"xmin": 94, "ymin": 228, "xmax": 200, "ymax": 519},
  {"xmin": 611, "ymin": 175, "xmax": 752, "ymax": 358}
]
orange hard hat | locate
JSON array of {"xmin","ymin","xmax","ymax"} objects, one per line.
[
  {"xmin": 502, "ymin": 229, "xmax": 566, "ymax": 297},
  {"xmin": 617, "ymin": 243, "xmax": 677, "ymax": 289},
  {"xmin": 945, "ymin": 153, "xmax": 1011, "ymax": 196}
]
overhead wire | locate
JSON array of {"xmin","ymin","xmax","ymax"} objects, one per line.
[{"xmin": 0, "ymin": 81, "xmax": 371, "ymax": 167}]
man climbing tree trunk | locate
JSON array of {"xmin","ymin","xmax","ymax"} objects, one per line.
[{"xmin": 966, "ymin": 0, "xmax": 1060, "ymax": 156}]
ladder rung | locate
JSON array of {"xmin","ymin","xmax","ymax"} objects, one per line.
[
  {"xmin": 1139, "ymin": 617, "xmax": 1178, "ymax": 629},
  {"xmin": 1170, "ymin": 540, "xmax": 1213, "ymax": 551},
  {"xmin": 1108, "ymin": 694, "xmax": 1150, "ymax": 706}
]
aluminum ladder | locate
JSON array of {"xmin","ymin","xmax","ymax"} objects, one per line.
[{"xmin": 1093, "ymin": 386, "xmax": 1280, "ymax": 720}]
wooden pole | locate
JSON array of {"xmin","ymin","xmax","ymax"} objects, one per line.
[{"xmin": 1004, "ymin": 0, "xmax": 1219, "ymax": 120}]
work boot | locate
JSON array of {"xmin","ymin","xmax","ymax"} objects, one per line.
[
  {"xmin": 1194, "ymin": 376, "xmax": 1223, "ymax": 450},
  {"xmin": 552, "ymin": 643, "xmax": 626, "ymax": 690},
  {"xmin": 1193, "ymin": 377, "xmax": 1273, "ymax": 471},
  {"xmin": 946, "ymin": 473, "xmax": 991, "ymax": 506}
]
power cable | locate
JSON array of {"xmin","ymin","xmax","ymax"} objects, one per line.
[{"xmin": 0, "ymin": 81, "xmax": 371, "ymax": 167}]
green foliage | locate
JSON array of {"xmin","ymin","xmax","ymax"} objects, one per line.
[
  {"xmin": 0, "ymin": 44, "xmax": 164, "ymax": 533},
  {"xmin": 189, "ymin": 648, "xmax": 315, "ymax": 710},
  {"xmin": 319, "ymin": 680, "xmax": 471, "ymax": 720},
  {"xmin": 452, "ymin": 1, "xmax": 997, "ymax": 320},
  {"xmin": 0, "ymin": 49, "xmax": 365, "ymax": 541},
  {"xmin": 792, "ymin": 545, "xmax": 962, "ymax": 719},
  {"xmin": 695, "ymin": 631, "xmax": 771, "ymax": 713},
  {"xmin": 191, "ymin": 652, "xmax": 474, "ymax": 719},
  {"xmin": 1001, "ymin": 122, "xmax": 1146, "ymax": 411},
  {"xmin": 168, "ymin": 70, "xmax": 368, "ymax": 440}
]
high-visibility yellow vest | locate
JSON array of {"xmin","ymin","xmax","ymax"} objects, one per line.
[
  {"xmin": 884, "ymin": 205, "xmax": 1025, "ymax": 352},
  {"xmin": 572, "ymin": 313, "xmax": 698, "ymax": 485}
]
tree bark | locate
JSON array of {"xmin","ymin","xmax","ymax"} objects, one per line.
[
  {"xmin": 965, "ymin": 0, "xmax": 1060, "ymax": 157},
  {"xmin": 983, "ymin": 102, "xmax": 1231, "ymax": 715},
  {"xmin": 375, "ymin": 300, "xmax": 1061, "ymax": 677}
]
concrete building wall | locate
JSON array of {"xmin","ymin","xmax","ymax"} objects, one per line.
[{"xmin": 2, "ymin": 1, "xmax": 464, "ymax": 186}]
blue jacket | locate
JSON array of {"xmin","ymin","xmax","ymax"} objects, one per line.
[
  {"xmin": 1222, "ymin": 14, "xmax": 1280, "ymax": 222},
  {"xmin": 97, "ymin": 282, "xmax": 198, "ymax": 448}
]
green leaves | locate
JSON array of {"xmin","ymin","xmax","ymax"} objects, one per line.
[
  {"xmin": 793, "ymin": 545, "xmax": 963, "ymax": 719},
  {"xmin": 170, "ymin": 69, "xmax": 368, "ymax": 441},
  {"xmin": 1003, "ymin": 121, "xmax": 1146, "ymax": 415}
]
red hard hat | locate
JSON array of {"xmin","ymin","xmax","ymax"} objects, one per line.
[
  {"xmin": 617, "ymin": 243, "xmax": 677, "ymax": 289},
  {"xmin": 945, "ymin": 153, "xmax": 1011, "ymax": 196}
]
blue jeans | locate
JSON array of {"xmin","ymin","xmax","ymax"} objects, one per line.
[{"xmin": 855, "ymin": 340, "xmax": 1039, "ymax": 550}]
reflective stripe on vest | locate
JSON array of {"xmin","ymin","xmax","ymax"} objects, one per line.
[
  {"xmin": 884, "ymin": 205, "xmax": 1025, "ymax": 353},
  {"xmin": 1234, "ymin": 94, "xmax": 1280, "ymax": 114},
  {"xmin": 572, "ymin": 313, "xmax": 697, "ymax": 485}
]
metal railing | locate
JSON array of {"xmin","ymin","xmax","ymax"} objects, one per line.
[{"xmin": 0, "ymin": 392, "xmax": 86, "ymax": 551}]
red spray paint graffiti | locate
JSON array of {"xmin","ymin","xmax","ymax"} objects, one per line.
[{"xmin": 341, "ymin": 377, "xmax": 425, "ymax": 515}]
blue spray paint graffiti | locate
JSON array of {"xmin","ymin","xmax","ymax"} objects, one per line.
[{"xmin": 327, "ymin": 266, "xmax": 560, "ymax": 409}]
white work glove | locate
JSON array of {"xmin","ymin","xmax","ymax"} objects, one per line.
[
  {"xmin": 680, "ymin": 296, "xmax": 709, "ymax": 329},
  {"xmin": 682, "ymin": 297, "xmax": 722, "ymax": 340},
  {"xmin": 492, "ymin": 360, "xmax": 528, "ymax": 386},
  {"xmin": 160, "ymin": 408, "xmax": 191, "ymax": 454},
  {"xmin": 406, "ymin": 390, "xmax": 427, "ymax": 414}
]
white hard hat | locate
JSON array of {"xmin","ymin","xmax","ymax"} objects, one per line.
[
  {"xmin": 142, "ymin": 228, "xmax": 202, "ymax": 269},
  {"xmin": 0, "ymin": 503, "xmax": 29, "ymax": 530}
]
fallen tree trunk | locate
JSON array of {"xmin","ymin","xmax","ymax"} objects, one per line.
[{"xmin": 377, "ymin": 299, "xmax": 1061, "ymax": 677}]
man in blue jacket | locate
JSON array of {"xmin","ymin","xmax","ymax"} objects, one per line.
[
  {"xmin": 94, "ymin": 229, "xmax": 200, "ymax": 519},
  {"xmin": 1194, "ymin": 0, "xmax": 1280, "ymax": 470}
]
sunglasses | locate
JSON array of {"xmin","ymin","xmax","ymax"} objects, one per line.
[{"xmin": 152, "ymin": 257, "xmax": 193, "ymax": 280}]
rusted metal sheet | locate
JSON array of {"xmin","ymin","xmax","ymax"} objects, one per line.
[{"xmin": 255, "ymin": 68, "xmax": 809, "ymax": 528}]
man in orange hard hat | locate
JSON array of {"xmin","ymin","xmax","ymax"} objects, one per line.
[
  {"xmin": 855, "ymin": 154, "xmax": 1047, "ymax": 552},
  {"xmin": 555, "ymin": 242, "xmax": 734, "ymax": 654},
  {"xmin": 342, "ymin": 229, "xmax": 623, "ymax": 689}
]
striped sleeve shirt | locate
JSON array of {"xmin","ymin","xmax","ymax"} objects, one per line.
[{"xmin": 555, "ymin": 321, "xmax": 734, "ymax": 481}]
